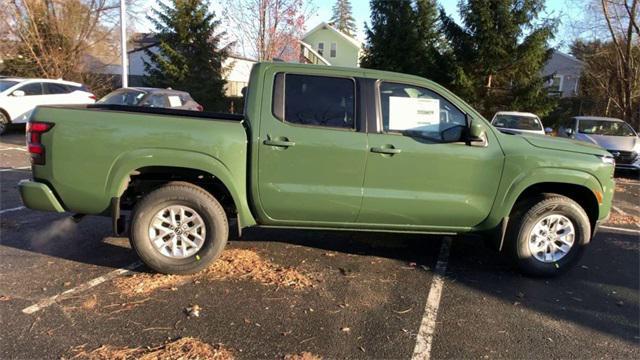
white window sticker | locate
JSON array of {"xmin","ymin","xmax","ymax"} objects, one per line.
[
  {"xmin": 388, "ymin": 97, "xmax": 440, "ymax": 131},
  {"xmin": 168, "ymin": 95, "xmax": 182, "ymax": 107}
]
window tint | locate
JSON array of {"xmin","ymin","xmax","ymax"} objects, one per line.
[
  {"xmin": 379, "ymin": 82, "xmax": 466, "ymax": 140},
  {"xmin": 17, "ymin": 82, "xmax": 43, "ymax": 96},
  {"xmin": 492, "ymin": 115, "xmax": 542, "ymax": 131},
  {"xmin": 44, "ymin": 83, "xmax": 70, "ymax": 94},
  {"xmin": 140, "ymin": 94, "xmax": 169, "ymax": 108},
  {"xmin": 0, "ymin": 80, "xmax": 18, "ymax": 92},
  {"xmin": 577, "ymin": 119, "xmax": 636, "ymax": 136},
  {"xmin": 98, "ymin": 89, "xmax": 146, "ymax": 105},
  {"xmin": 275, "ymin": 73, "xmax": 355, "ymax": 129}
]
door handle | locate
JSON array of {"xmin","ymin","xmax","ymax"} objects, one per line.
[
  {"xmin": 263, "ymin": 138, "xmax": 295, "ymax": 148},
  {"xmin": 371, "ymin": 146, "xmax": 401, "ymax": 155}
]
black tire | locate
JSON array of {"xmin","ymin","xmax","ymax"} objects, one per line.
[
  {"xmin": 130, "ymin": 181, "xmax": 228, "ymax": 274},
  {"xmin": 505, "ymin": 193, "xmax": 591, "ymax": 277},
  {"xmin": 0, "ymin": 111, "xmax": 9, "ymax": 135}
]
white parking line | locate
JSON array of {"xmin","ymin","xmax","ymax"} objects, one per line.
[
  {"xmin": 0, "ymin": 166, "xmax": 30, "ymax": 172},
  {"xmin": 600, "ymin": 225, "xmax": 640, "ymax": 234},
  {"xmin": 611, "ymin": 206, "xmax": 640, "ymax": 228},
  {"xmin": 411, "ymin": 236, "xmax": 452, "ymax": 360},
  {"xmin": 612, "ymin": 205, "xmax": 628, "ymax": 215},
  {"xmin": 0, "ymin": 147, "xmax": 27, "ymax": 152},
  {"xmin": 0, "ymin": 206, "xmax": 26, "ymax": 215},
  {"xmin": 22, "ymin": 261, "xmax": 143, "ymax": 314}
]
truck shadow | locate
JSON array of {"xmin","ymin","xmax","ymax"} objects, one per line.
[
  {"xmin": 1, "ymin": 211, "xmax": 637, "ymax": 345},
  {"xmin": 0, "ymin": 212, "xmax": 141, "ymax": 271},
  {"xmin": 440, "ymin": 229, "xmax": 640, "ymax": 346},
  {"xmin": 0, "ymin": 125, "xmax": 27, "ymax": 145},
  {"xmin": 239, "ymin": 226, "xmax": 639, "ymax": 346}
]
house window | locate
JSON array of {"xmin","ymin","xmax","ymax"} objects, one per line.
[
  {"xmin": 548, "ymin": 75, "xmax": 563, "ymax": 95},
  {"xmin": 330, "ymin": 43, "xmax": 337, "ymax": 58},
  {"xmin": 317, "ymin": 42, "xmax": 324, "ymax": 56}
]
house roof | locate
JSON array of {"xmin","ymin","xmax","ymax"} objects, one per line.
[
  {"xmin": 552, "ymin": 50, "xmax": 584, "ymax": 64},
  {"xmin": 302, "ymin": 22, "xmax": 362, "ymax": 49}
]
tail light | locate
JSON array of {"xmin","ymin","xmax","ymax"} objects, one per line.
[
  {"xmin": 26, "ymin": 121, "xmax": 53, "ymax": 165},
  {"xmin": 89, "ymin": 94, "xmax": 97, "ymax": 100},
  {"xmin": 196, "ymin": 104, "xmax": 203, "ymax": 112}
]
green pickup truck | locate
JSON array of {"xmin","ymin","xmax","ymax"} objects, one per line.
[{"xmin": 19, "ymin": 62, "xmax": 615, "ymax": 277}]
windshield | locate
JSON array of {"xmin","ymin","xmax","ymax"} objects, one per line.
[
  {"xmin": 98, "ymin": 89, "xmax": 146, "ymax": 105},
  {"xmin": 0, "ymin": 80, "xmax": 19, "ymax": 92},
  {"xmin": 492, "ymin": 114, "xmax": 542, "ymax": 131},
  {"xmin": 578, "ymin": 119, "xmax": 636, "ymax": 136}
]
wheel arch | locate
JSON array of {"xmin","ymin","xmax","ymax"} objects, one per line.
[
  {"xmin": 107, "ymin": 148, "xmax": 256, "ymax": 230},
  {"xmin": 480, "ymin": 168, "xmax": 603, "ymax": 251},
  {"xmin": 0, "ymin": 108, "xmax": 11, "ymax": 122},
  {"xmin": 513, "ymin": 182, "xmax": 599, "ymax": 231}
]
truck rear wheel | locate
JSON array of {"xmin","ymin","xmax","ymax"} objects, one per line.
[
  {"xmin": 130, "ymin": 182, "xmax": 228, "ymax": 274},
  {"xmin": 506, "ymin": 194, "xmax": 591, "ymax": 277}
]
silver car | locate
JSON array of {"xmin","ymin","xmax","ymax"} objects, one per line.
[
  {"xmin": 556, "ymin": 116, "xmax": 639, "ymax": 171},
  {"xmin": 97, "ymin": 87, "xmax": 203, "ymax": 111}
]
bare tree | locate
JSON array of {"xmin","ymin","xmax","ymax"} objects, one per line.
[
  {"xmin": 1, "ymin": 0, "xmax": 139, "ymax": 94},
  {"xmin": 223, "ymin": 0, "xmax": 313, "ymax": 61},
  {"xmin": 573, "ymin": 0, "xmax": 640, "ymax": 128},
  {"xmin": 600, "ymin": 0, "xmax": 639, "ymax": 126}
]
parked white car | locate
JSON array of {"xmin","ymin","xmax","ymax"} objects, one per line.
[
  {"xmin": 0, "ymin": 78, "xmax": 96, "ymax": 134},
  {"xmin": 491, "ymin": 111, "xmax": 546, "ymax": 135}
]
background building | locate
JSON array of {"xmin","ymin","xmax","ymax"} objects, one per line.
[
  {"xmin": 299, "ymin": 22, "xmax": 362, "ymax": 67},
  {"xmin": 543, "ymin": 50, "xmax": 583, "ymax": 98}
]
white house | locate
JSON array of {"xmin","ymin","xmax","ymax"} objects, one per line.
[
  {"xmin": 299, "ymin": 22, "xmax": 363, "ymax": 67},
  {"xmin": 126, "ymin": 35, "xmax": 255, "ymax": 97},
  {"xmin": 81, "ymin": 33, "xmax": 254, "ymax": 97},
  {"xmin": 543, "ymin": 50, "xmax": 583, "ymax": 98}
]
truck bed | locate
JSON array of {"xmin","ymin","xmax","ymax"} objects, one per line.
[{"xmin": 29, "ymin": 105, "xmax": 249, "ymax": 215}]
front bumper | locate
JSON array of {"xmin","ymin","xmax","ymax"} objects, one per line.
[
  {"xmin": 609, "ymin": 150, "xmax": 640, "ymax": 170},
  {"xmin": 615, "ymin": 163, "xmax": 640, "ymax": 170},
  {"xmin": 19, "ymin": 180, "xmax": 65, "ymax": 212}
]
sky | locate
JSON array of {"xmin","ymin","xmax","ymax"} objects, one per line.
[{"xmin": 138, "ymin": 0, "xmax": 585, "ymax": 54}]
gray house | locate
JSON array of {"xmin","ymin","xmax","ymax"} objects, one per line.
[{"xmin": 543, "ymin": 50, "xmax": 583, "ymax": 98}]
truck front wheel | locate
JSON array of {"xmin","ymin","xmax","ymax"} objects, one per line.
[
  {"xmin": 130, "ymin": 182, "xmax": 228, "ymax": 274},
  {"xmin": 506, "ymin": 194, "xmax": 591, "ymax": 277}
]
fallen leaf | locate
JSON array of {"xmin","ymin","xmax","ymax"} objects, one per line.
[{"xmin": 186, "ymin": 304, "xmax": 201, "ymax": 318}]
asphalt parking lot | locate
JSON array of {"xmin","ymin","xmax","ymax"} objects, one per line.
[{"xmin": 1, "ymin": 128, "xmax": 639, "ymax": 359}]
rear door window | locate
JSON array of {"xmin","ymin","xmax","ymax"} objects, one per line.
[
  {"xmin": 141, "ymin": 94, "xmax": 169, "ymax": 108},
  {"xmin": 167, "ymin": 95, "xmax": 183, "ymax": 107},
  {"xmin": 273, "ymin": 73, "xmax": 355, "ymax": 129},
  {"xmin": 43, "ymin": 83, "xmax": 71, "ymax": 95},
  {"xmin": 17, "ymin": 82, "xmax": 43, "ymax": 96}
]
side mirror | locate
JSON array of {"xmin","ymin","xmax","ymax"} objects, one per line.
[
  {"xmin": 544, "ymin": 127, "xmax": 553, "ymax": 134},
  {"xmin": 468, "ymin": 119, "xmax": 487, "ymax": 147},
  {"xmin": 11, "ymin": 90, "xmax": 25, "ymax": 97}
]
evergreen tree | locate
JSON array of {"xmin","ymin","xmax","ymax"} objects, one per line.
[
  {"xmin": 361, "ymin": 0, "xmax": 446, "ymax": 84},
  {"xmin": 440, "ymin": 0, "xmax": 557, "ymax": 117},
  {"xmin": 330, "ymin": 0, "xmax": 357, "ymax": 36},
  {"xmin": 144, "ymin": 0, "xmax": 229, "ymax": 111}
]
